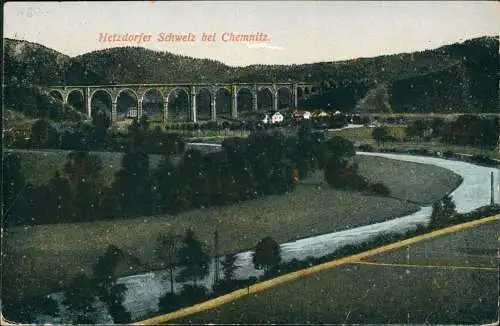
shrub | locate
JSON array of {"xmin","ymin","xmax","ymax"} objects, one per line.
[
  {"xmin": 204, "ymin": 121, "xmax": 219, "ymax": 131},
  {"xmin": 108, "ymin": 284, "xmax": 131, "ymax": 324},
  {"xmin": 2, "ymin": 294, "xmax": 59, "ymax": 323},
  {"xmin": 212, "ymin": 279, "xmax": 250, "ymax": 296},
  {"xmin": 442, "ymin": 150, "xmax": 455, "ymax": 159},
  {"xmin": 179, "ymin": 284, "xmax": 209, "ymax": 306},
  {"xmin": 345, "ymin": 173, "xmax": 369, "ymax": 191},
  {"xmin": 358, "ymin": 144, "xmax": 374, "ymax": 152},
  {"xmin": 469, "ymin": 155, "xmax": 498, "ymax": 167},
  {"xmin": 158, "ymin": 292, "xmax": 183, "ymax": 313},
  {"xmin": 252, "ymin": 236, "xmax": 281, "ymax": 274},
  {"xmin": 430, "ymin": 195, "xmax": 457, "ymax": 227},
  {"xmin": 380, "ymin": 148, "xmax": 398, "ymax": 153},
  {"xmin": 410, "ymin": 148, "xmax": 430, "ymax": 156},
  {"xmin": 372, "ymin": 126, "xmax": 391, "ymax": 144},
  {"xmin": 367, "ymin": 183, "xmax": 391, "ymax": 196}
]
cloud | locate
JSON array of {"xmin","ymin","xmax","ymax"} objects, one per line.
[{"xmin": 245, "ymin": 42, "xmax": 284, "ymax": 50}]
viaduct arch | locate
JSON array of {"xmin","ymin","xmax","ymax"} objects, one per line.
[{"xmin": 45, "ymin": 82, "xmax": 320, "ymax": 125}]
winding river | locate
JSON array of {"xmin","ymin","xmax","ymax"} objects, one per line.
[{"xmin": 38, "ymin": 151, "xmax": 500, "ymax": 323}]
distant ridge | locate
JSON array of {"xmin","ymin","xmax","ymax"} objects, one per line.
[{"xmin": 3, "ymin": 36, "xmax": 498, "ymax": 113}]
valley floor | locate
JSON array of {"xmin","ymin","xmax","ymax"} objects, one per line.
[{"xmin": 2, "ymin": 156, "xmax": 461, "ymax": 298}]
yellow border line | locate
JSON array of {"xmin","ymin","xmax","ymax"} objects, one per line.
[
  {"xmin": 134, "ymin": 214, "xmax": 500, "ymax": 325},
  {"xmin": 351, "ymin": 261, "xmax": 498, "ymax": 271}
]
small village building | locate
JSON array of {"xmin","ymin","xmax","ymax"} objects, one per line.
[
  {"xmin": 311, "ymin": 109, "xmax": 329, "ymax": 117},
  {"xmin": 262, "ymin": 111, "xmax": 284, "ymax": 124},
  {"xmin": 292, "ymin": 110, "xmax": 311, "ymax": 120},
  {"xmin": 270, "ymin": 111, "xmax": 284, "ymax": 124}
]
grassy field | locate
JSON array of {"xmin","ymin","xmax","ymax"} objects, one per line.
[
  {"xmin": 328, "ymin": 125, "xmax": 406, "ymax": 141},
  {"xmin": 354, "ymin": 155, "xmax": 462, "ymax": 205},
  {"xmin": 173, "ymin": 219, "xmax": 499, "ymax": 325},
  {"xmin": 2, "ymin": 156, "xmax": 461, "ymax": 298}
]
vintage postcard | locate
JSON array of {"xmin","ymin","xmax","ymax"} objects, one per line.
[{"xmin": 2, "ymin": 1, "xmax": 499, "ymax": 324}]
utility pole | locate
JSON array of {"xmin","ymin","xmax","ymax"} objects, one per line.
[
  {"xmin": 214, "ymin": 229, "xmax": 220, "ymax": 285},
  {"xmin": 491, "ymin": 171, "xmax": 495, "ymax": 205}
]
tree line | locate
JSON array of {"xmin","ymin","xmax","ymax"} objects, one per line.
[
  {"xmin": 3, "ymin": 118, "xmax": 332, "ymax": 227},
  {"xmin": 4, "ymin": 112, "xmax": 393, "ymax": 227},
  {"xmin": 371, "ymin": 115, "xmax": 499, "ymax": 149}
]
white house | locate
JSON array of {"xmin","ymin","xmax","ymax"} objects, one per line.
[
  {"xmin": 270, "ymin": 112, "xmax": 284, "ymax": 124},
  {"xmin": 262, "ymin": 111, "xmax": 284, "ymax": 124}
]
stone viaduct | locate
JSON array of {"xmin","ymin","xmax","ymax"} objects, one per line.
[{"xmin": 45, "ymin": 82, "xmax": 321, "ymax": 124}]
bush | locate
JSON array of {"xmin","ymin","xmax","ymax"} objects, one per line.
[
  {"xmin": 2, "ymin": 294, "xmax": 59, "ymax": 323},
  {"xmin": 380, "ymin": 148, "xmax": 399, "ymax": 153},
  {"xmin": 358, "ymin": 144, "xmax": 374, "ymax": 152},
  {"xmin": 205, "ymin": 120, "xmax": 219, "ymax": 131},
  {"xmin": 345, "ymin": 173, "xmax": 369, "ymax": 191},
  {"xmin": 459, "ymin": 204, "xmax": 500, "ymax": 221},
  {"xmin": 469, "ymin": 155, "xmax": 498, "ymax": 167},
  {"xmin": 212, "ymin": 279, "xmax": 251, "ymax": 296},
  {"xmin": 158, "ymin": 292, "xmax": 183, "ymax": 313},
  {"xmin": 325, "ymin": 159, "xmax": 368, "ymax": 191},
  {"xmin": 430, "ymin": 196, "xmax": 457, "ymax": 227},
  {"xmin": 442, "ymin": 150, "xmax": 456, "ymax": 159},
  {"xmin": 372, "ymin": 126, "xmax": 391, "ymax": 144},
  {"xmin": 179, "ymin": 284, "xmax": 209, "ymax": 306},
  {"xmin": 409, "ymin": 148, "xmax": 430, "ymax": 156},
  {"xmin": 252, "ymin": 236, "xmax": 281, "ymax": 274},
  {"xmin": 367, "ymin": 183, "xmax": 391, "ymax": 196}
]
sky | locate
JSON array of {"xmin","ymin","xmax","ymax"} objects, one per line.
[{"xmin": 3, "ymin": 1, "xmax": 500, "ymax": 66}]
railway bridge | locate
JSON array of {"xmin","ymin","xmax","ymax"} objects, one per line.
[{"xmin": 44, "ymin": 82, "xmax": 321, "ymax": 124}]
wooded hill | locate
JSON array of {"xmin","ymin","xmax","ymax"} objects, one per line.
[{"xmin": 3, "ymin": 36, "xmax": 498, "ymax": 113}]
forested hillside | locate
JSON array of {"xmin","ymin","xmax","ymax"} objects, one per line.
[
  {"xmin": 4, "ymin": 39, "xmax": 70, "ymax": 86},
  {"xmin": 3, "ymin": 36, "xmax": 498, "ymax": 113}
]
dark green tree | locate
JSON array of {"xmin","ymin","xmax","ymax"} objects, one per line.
[
  {"xmin": 203, "ymin": 151, "xmax": 230, "ymax": 205},
  {"xmin": 107, "ymin": 284, "xmax": 131, "ymax": 324},
  {"xmin": 372, "ymin": 126, "xmax": 390, "ymax": 145},
  {"xmin": 405, "ymin": 119, "xmax": 429, "ymax": 139},
  {"xmin": 152, "ymin": 156, "xmax": 178, "ymax": 213},
  {"xmin": 63, "ymin": 273, "xmax": 97, "ymax": 323},
  {"xmin": 63, "ymin": 151, "xmax": 103, "ymax": 221},
  {"xmin": 176, "ymin": 149, "xmax": 208, "ymax": 208},
  {"xmin": 430, "ymin": 117, "xmax": 445, "ymax": 138},
  {"xmin": 321, "ymin": 136, "xmax": 355, "ymax": 166},
  {"xmin": 177, "ymin": 229, "xmax": 210, "ymax": 286},
  {"xmin": 47, "ymin": 171, "xmax": 73, "ymax": 223},
  {"xmin": 89, "ymin": 109, "xmax": 111, "ymax": 149},
  {"xmin": 321, "ymin": 136, "xmax": 362, "ymax": 189},
  {"xmin": 430, "ymin": 195, "xmax": 457, "ymax": 225},
  {"xmin": 158, "ymin": 232, "xmax": 182, "ymax": 293},
  {"xmin": 31, "ymin": 119, "xmax": 59, "ymax": 148},
  {"xmin": 114, "ymin": 118, "xmax": 152, "ymax": 216},
  {"xmin": 221, "ymin": 253, "xmax": 239, "ymax": 281},
  {"xmin": 324, "ymin": 156, "xmax": 348, "ymax": 188},
  {"xmin": 252, "ymin": 236, "xmax": 281, "ymax": 274},
  {"xmin": 222, "ymin": 137, "xmax": 254, "ymax": 199},
  {"xmin": 2, "ymin": 153, "xmax": 27, "ymax": 226},
  {"xmin": 92, "ymin": 244, "xmax": 123, "ymax": 303}
]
